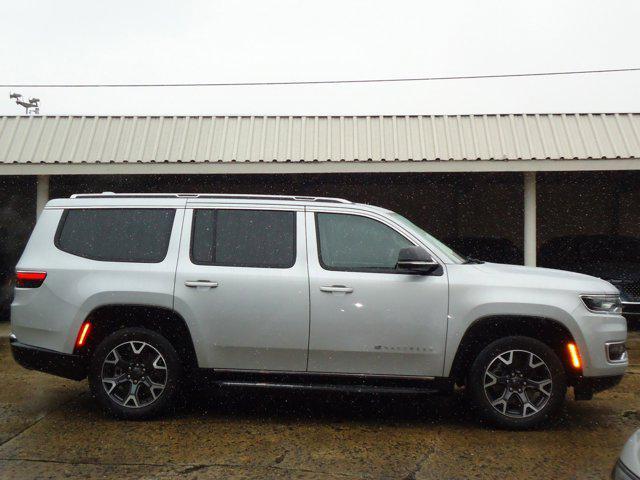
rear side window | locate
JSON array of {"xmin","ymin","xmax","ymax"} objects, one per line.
[
  {"xmin": 191, "ymin": 209, "xmax": 296, "ymax": 268},
  {"xmin": 56, "ymin": 208, "xmax": 175, "ymax": 263}
]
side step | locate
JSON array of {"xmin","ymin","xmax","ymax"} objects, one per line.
[{"xmin": 215, "ymin": 380, "xmax": 441, "ymax": 395}]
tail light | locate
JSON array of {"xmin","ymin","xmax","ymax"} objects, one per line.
[{"xmin": 15, "ymin": 271, "xmax": 47, "ymax": 288}]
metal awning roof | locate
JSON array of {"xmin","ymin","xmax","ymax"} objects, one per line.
[{"xmin": 0, "ymin": 114, "xmax": 639, "ymax": 174}]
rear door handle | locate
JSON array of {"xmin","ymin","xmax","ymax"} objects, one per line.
[
  {"xmin": 185, "ymin": 280, "xmax": 219, "ymax": 288},
  {"xmin": 320, "ymin": 285, "xmax": 354, "ymax": 293}
]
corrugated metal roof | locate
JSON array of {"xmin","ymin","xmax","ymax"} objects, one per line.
[{"xmin": 1, "ymin": 114, "xmax": 639, "ymax": 165}]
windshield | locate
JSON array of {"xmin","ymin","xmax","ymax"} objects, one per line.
[{"xmin": 388, "ymin": 212, "xmax": 467, "ymax": 263}]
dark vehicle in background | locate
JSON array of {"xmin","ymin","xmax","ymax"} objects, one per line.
[
  {"xmin": 0, "ymin": 226, "xmax": 13, "ymax": 321},
  {"xmin": 0, "ymin": 271, "xmax": 11, "ymax": 321},
  {"xmin": 445, "ymin": 236, "xmax": 523, "ymax": 265},
  {"xmin": 539, "ymin": 235, "xmax": 640, "ymax": 327}
]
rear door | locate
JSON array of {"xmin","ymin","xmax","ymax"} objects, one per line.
[{"xmin": 173, "ymin": 203, "xmax": 309, "ymax": 371}]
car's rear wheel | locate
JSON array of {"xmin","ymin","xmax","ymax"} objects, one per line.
[
  {"xmin": 89, "ymin": 327, "xmax": 182, "ymax": 419},
  {"xmin": 467, "ymin": 336, "xmax": 567, "ymax": 429}
]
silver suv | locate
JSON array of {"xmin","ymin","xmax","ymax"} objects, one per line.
[{"xmin": 10, "ymin": 193, "xmax": 628, "ymax": 428}]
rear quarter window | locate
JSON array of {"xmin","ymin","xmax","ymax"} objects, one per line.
[{"xmin": 55, "ymin": 208, "xmax": 176, "ymax": 263}]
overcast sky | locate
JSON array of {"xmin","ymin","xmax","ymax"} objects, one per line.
[{"xmin": 1, "ymin": 0, "xmax": 639, "ymax": 116}]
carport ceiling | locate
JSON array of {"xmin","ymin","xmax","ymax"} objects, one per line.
[{"xmin": 0, "ymin": 114, "xmax": 639, "ymax": 174}]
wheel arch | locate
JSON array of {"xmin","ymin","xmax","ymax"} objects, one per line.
[
  {"xmin": 449, "ymin": 315, "xmax": 579, "ymax": 386},
  {"xmin": 77, "ymin": 304, "xmax": 199, "ymax": 372}
]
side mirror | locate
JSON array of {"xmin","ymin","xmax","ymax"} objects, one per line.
[{"xmin": 396, "ymin": 246, "xmax": 439, "ymax": 274}]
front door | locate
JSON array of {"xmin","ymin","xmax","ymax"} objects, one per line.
[
  {"xmin": 174, "ymin": 205, "xmax": 309, "ymax": 371},
  {"xmin": 306, "ymin": 209, "xmax": 449, "ymax": 377}
]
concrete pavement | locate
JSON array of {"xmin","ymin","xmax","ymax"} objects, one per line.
[
  {"xmin": 1, "ymin": 323, "xmax": 639, "ymax": 479},
  {"xmin": 0, "ymin": 322, "xmax": 9, "ymax": 338}
]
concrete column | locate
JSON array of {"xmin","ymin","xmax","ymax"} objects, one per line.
[
  {"xmin": 36, "ymin": 175, "xmax": 50, "ymax": 219},
  {"xmin": 523, "ymin": 172, "xmax": 537, "ymax": 267}
]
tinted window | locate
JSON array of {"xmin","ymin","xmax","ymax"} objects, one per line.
[
  {"xmin": 56, "ymin": 209, "xmax": 175, "ymax": 263},
  {"xmin": 316, "ymin": 213, "xmax": 413, "ymax": 272},
  {"xmin": 191, "ymin": 209, "xmax": 296, "ymax": 268}
]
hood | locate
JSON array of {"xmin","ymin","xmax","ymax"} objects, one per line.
[{"xmin": 465, "ymin": 262, "xmax": 618, "ymax": 294}]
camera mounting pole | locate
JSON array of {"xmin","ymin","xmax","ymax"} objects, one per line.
[{"xmin": 9, "ymin": 92, "xmax": 40, "ymax": 114}]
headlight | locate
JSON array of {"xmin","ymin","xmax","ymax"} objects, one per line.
[{"xmin": 581, "ymin": 294, "xmax": 622, "ymax": 314}]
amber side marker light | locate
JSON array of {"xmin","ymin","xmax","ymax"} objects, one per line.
[
  {"xmin": 567, "ymin": 342, "xmax": 582, "ymax": 369},
  {"xmin": 75, "ymin": 323, "xmax": 91, "ymax": 348}
]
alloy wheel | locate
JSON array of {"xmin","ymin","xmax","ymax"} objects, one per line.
[
  {"xmin": 101, "ymin": 341, "xmax": 168, "ymax": 408},
  {"xmin": 483, "ymin": 349, "xmax": 553, "ymax": 418}
]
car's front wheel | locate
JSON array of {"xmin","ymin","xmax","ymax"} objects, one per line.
[
  {"xmin": 467, "ymin": 336, "xmax": 567, "ymax": 429},
  {"xmin": 89, "ymin": 327, "xmax": 182, "ymax": 419}
]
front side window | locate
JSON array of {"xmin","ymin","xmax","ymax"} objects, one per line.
[
  {"xmin": 191, "ymin": 209, "xmax": 296, "ymax": 268},
  {"xmin": 316, "ymin": 212, "xmax": 413, "ymax": 272},
  {"xmin": 56, "ymin": 208, "xmax": 175, "ymax": 263}
]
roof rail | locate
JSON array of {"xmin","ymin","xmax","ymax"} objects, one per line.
[{"xmin": 70, "ymin": 192, "xmax": 353, "ymax": 204}]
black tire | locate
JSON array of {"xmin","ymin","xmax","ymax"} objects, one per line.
[
  {"xmin": 467, "ymin": 336, "xmax": 567, "ymax": 430},
  {"xmin": 89, "ymin": 327, "xmax": 182, "ymax": 419}
]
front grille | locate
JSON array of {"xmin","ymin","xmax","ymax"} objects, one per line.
[
  {"xmin": 622, "ymin": 303, "xmax": 640, "ymax": 315},
  {"xmin": 617, "ymin": 281, "xmax": 640, "ymax": 301}
]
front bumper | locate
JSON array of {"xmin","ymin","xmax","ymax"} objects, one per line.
[
  {"xmin": 571, "ymin": 309, "xmax": 628, "ymax": 377},
  {"xmin": 10, "ymin": 335, "xmax": 87, "ymax": 381}
]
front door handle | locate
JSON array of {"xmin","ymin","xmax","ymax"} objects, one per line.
[
  {"xmin": 185, "ymin": 280, "xmax": 219, "ymax": 288},
  {"xmin": 320, "ymin": 285, "xmax": 354, "ymax": 293}
]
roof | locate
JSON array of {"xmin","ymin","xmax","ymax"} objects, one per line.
[
  {"xmin": 1, "ymin": 114, "xmax": 639, "ymax": 174},
  {"xmin": 70, "ymin": 192, "xmax": 352, "ymax": 204},
  {"xmin": 47, "ymin": 192, "xmax": 383, "ymax": 212}
]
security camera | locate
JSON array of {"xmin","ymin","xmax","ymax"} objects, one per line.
[
  {"xmin": 9, "ymin": 92, "xmax": 22, "ymax": 100},
  {"xmin": 28, "ymin": 98, "xmax": 40, "ymax": 104}
]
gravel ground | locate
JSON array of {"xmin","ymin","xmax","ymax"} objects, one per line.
[{"xmin": 0, "ymin": 324, "xmax": 638, "ymax": 479}]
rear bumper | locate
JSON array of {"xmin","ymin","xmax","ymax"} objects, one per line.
[{"xmin": 10, "ymin": 335, "xmax": 86, "ymax": 381}]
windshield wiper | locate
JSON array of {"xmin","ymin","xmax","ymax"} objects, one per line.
[{"xmin": 463, "ymin": 256, "xmax": 485, "ymax": 264}]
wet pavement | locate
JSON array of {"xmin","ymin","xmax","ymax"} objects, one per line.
[{"xmin": 1, "ymin": 325, "xmax": 639, "ymax": 479}]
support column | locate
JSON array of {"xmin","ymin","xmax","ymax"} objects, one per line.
[
  {"xmin": 36, "ymin": 175, "xmax": 49, "ymax": 219},
  {"xmin": 523, "ymin": 172, "xmax": 537, "ymax": 267}
]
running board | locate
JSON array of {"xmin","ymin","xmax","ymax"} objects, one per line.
[{"xmin": 214, "ymin": 380, "xmax": 441, "ymax": 395}]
